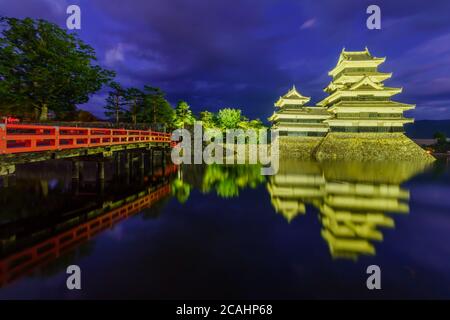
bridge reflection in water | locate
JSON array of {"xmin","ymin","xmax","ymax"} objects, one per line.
[
  {"xmin": 0, "ymin": 150, "xmax": 177, "ymax": 287},
  {"xmin": 267, "ymin": 159, "xmax": 430, "ymax": 260}
]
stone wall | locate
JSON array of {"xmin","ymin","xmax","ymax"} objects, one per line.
[
  {"xmin": 277, "ymin": 136, "xmax": 323, "ymax": 159},
  {"xmin": 314, "ymin": 133, "xmax": 435, "ymax": 162}
]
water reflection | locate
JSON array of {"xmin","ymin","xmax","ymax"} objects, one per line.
[
  {"xmin": 172, "ymin": 159, "xmax": 430, "ymax": 260},
  {"xmin": 267, "ymin": 159, "xmax": 431, "ymax": 260},
  {"xmin": 170, "ymin": 160, "xmax": 432, "ymax": 260},
  {"xmin": 176, "ymin": 163, "xmax": 265, "ymax": 199},
  {"xmin": 0, "ymin": 150, "xmax": 176, "ymax": 287},
  {"xmin": 0, "ymin": 152, "xmax": 439, "ymax": 296}
]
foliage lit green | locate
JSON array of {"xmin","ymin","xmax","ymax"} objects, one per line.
[
  {"xmin": 202, "ymin": 164, "xmax": 265, "ymax": 198},
  {"xmin": 173, "ymin": 100, "xmax": 196, "ymax": 128}
]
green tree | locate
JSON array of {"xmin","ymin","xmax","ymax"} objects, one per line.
[
  {"xmin": 0, "ymin": 17, "xmax": 114, "ymax": 120},
  {"xmin": 104, "ymin": 82, "xmax": 128, "ymax": 124},
  {"xmin": 141, "ymin": 86, "xmax": 174, "ymax": 129},
  {"xmin": 199, "ymin": 110, "xmax": 217, "ymax": 128},
  {"xmin": 217, "ymin": 108, "xmax": 242, "ymax": 129},
  {"xmin": 239, "ymin": 118, "xmax": 265, "ymax": 130},
  {"xmin": 126, "ymin": 87, "xmax": 144, "ymax": 125},
  {"xmin": 173, "ymin": 101, "xmax": 195, "ymax": 128}
]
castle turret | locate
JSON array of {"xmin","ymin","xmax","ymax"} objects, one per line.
[{"xmin": 269, "ymin": 85, "xmax": 330, "ymax": 137}]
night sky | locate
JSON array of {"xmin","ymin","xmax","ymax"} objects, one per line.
[{"xmin": 1, "ymin": 0, "xmax": 450, "ymax": 120}]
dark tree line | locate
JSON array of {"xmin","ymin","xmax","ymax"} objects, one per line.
[{"xmin": 104, "ymin": 83, "xmax": 174, "ymax": 129}]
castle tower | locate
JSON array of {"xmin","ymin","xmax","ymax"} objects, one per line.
[
  {"xmin": 313, "ymin": 48, "xmax": 434, "ymax": 162},
  {"xmin": 318, "ymin": 47, "xmax": 414, "ymax": 133}
]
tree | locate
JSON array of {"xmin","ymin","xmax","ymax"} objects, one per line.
[
  {"xmin": 217, "ymin": 108, "xmax": 242, "ymax": 129},
  {"xmin": 104, "ymin": 82, "xmax": 128, "ymax": 124},
  {"xmin": 173, "ymin": 101, "xmax": 195, "ymax": 128},
  {"xmin": 199, "ymin": 110, "xmax": 217, "ymax": 128},
  {"xmin": 141, "ymin": 86, "xmax": 174, "ymax": 129},
  {"xmin": 433, "ymin": 132, "xmax": 447, "ymax": 145},
  {"xmin": 77, "ymin": 110, "xmax": 99, "ymax": 122},
  {"xmin": 126, "ymin": 87, "xmax": 144, "ymax": 125},
  {"xmin": 239, "ymin": 118, "xmax": 265, "ymax": 130},
  {"xmin": 0, "ymin": 17, "xmax": 114, "ymax": 120},
  {"xmin": 58, "ymin": 109, "xmax": 99, "ymax": 122}
]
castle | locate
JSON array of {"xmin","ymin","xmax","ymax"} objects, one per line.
[{"xmin": 270, "ymin": 48, "xmax": 434, "ymax": 162}]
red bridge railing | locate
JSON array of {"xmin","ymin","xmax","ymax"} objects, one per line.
[{"xmin": 0, "ymin": 124, "xmax": 174, "ymax": 154}]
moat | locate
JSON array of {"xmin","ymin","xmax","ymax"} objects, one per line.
[{"xmin": 0, "ymin": 153, "xmax": 449, "ymax": 299}]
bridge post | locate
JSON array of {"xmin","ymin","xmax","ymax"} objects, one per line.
[
  {"xmin": 1, "ymin": 175, "xmax": 9, "ymax": 188},
  {"xmin": 97, "ymin": 161, "xmax": 105, "ymax": 194},
  {"xmin": 149, "ymin": 148, "xmax": 154, "ymax": 177},
  {"xmin": 114, "ymin": 152, "xmax": 121, "ymax": 177},
  {"xmin": 140, "ymin": 152, "xmax": 145, "ymax": 170},
  {"xmin": 71, "ymin": 160, "xmax": 82, "ymax": 195},
  {"xmin": 124, "ymin": 152, "xmax": 131, "ymax": 170},
  {"xmin": 161, "ymin": 149, "xmax": 166, "ymax": 175},
  {"xmin": 139, "ymin": 152, "xmax": 145, "ymax": 179},
  {"xmin": 97, "ymin": 161, "xmax": 105, "ymax": 180},
  {"xmin": 72, "ymin": 160, "xmax": 83, "ymax": 180},
  {"xmin": 125, "ymin": 152, "xmax": 132, "ymax": 184},
  {"xmin": 0, "ymin": 124, "xmax": 6, "ymax": 154}
]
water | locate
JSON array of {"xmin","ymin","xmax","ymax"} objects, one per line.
[{"xmin": 0, "ymin": 152, "xmax": 449, "ymax": 299}]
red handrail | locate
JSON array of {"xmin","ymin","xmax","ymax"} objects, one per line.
[{"xmin": 0, "ymin": 124, "xmax": 173, "ymax": 154}]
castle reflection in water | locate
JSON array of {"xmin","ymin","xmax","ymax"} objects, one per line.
[{"xmin": 267, "ymin": 159, "xmax": 430, "ymax": 260}]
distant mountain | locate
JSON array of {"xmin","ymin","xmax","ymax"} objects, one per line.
[{"xmin": 405, "ymin": 120, "xmax": 450, "ymax": 138}]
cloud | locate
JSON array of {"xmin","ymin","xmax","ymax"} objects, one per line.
[
  {"xmin": 42, "ymin": 0, "xmax": 68, "ymax": 14},
  {"xmin": 105, "ymin": 43, "xmax": 126, "ymax": 66},
  {"xmin": 193, "ymin": 81, "xmax": 223, "ymax": 91},
  {"xmin": 300, "ymin": 18, "xmax": 316, "ymax": 30},
  {"xmin": 4, "ymin": 0, "xmax": 450, "ymax": 120}
]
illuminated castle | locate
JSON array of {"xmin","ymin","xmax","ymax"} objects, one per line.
[
  {"xmin": 318, "ymin": 47, "xmax": 414, "ymax": 133},
  {"xmin": 270, "ymin": 48, "xmax": 435, "ymax": 162}
]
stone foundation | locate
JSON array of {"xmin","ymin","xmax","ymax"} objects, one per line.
[
  {"xmin": 314, "ymin": 133, "xmax": 435, "ymax": 162},
  {"xmin": 277, "ymin": 136, "xmax": 323, "ymax": 159}
]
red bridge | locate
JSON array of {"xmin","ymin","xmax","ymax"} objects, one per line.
[
  {"xmin": 0, "ymin": 123, "xmax": 175, "ymax": 175},
  {"xmin": 0, "ymin": 123, "xmax": 173, "ymax": 154}
]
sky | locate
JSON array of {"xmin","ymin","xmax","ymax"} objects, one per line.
[{"xmin": 1, "ymin": 0, "xmax": 450, "ymax": 120}]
